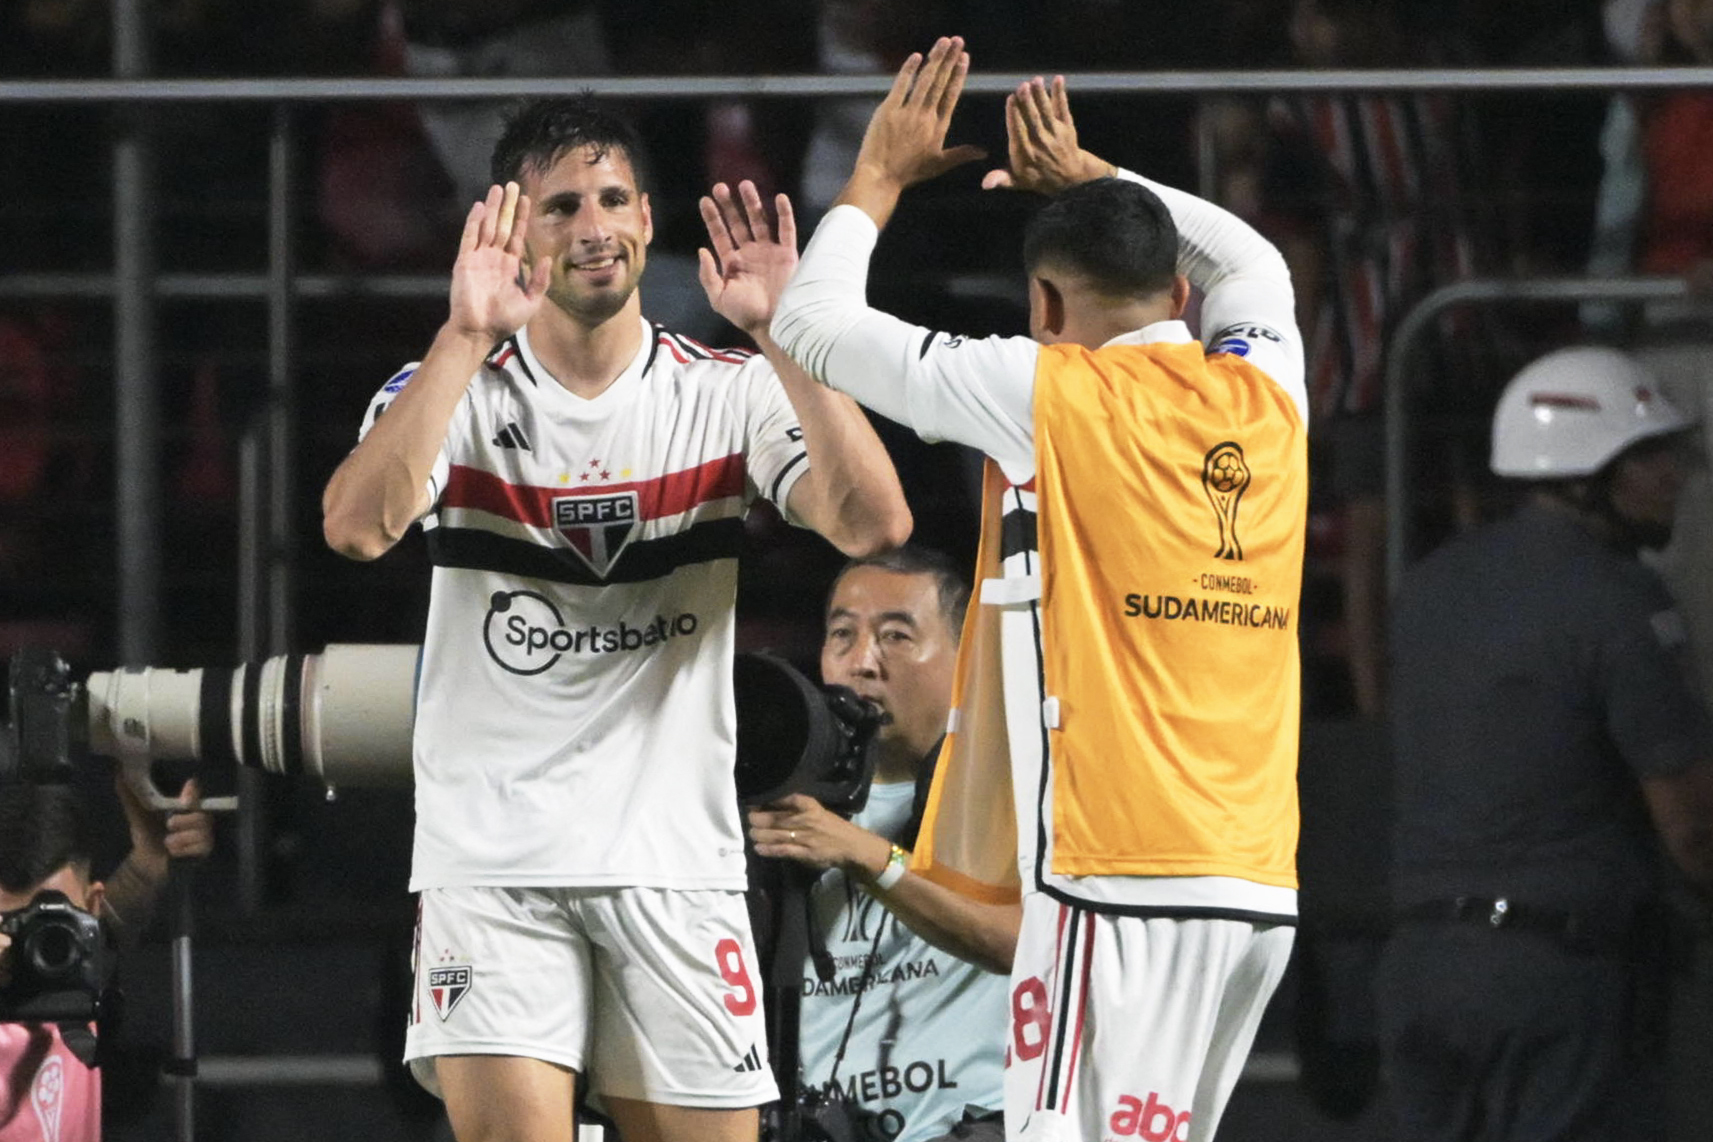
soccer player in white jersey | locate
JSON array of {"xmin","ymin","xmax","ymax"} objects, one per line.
[
  {"xmin": 771, "ymin": 41, "xmax": 1308, "ymax": 1142},
  {"xmin": 322, "ymin": 96, "xmax": 909, "ymax": 1142}
]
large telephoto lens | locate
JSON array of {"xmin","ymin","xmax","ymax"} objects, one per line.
[{"xmin": 85, "ymin": 644, "xmax": 420, "ymax": 786}]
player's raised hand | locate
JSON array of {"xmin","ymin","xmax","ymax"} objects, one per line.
[
  {"xmin": 448, "ymin": 182, "xmax": 552, "ymax": 344},
  {"xmin": 851, "ymin": 36, "xmax": 986, "ymax": 194},
  {"xmin": 982, "ymin": 75, "xmax": 1113, "ymax": 195},
  {"xmin": 698, "ymin": 180, "xmax": 798, "ymax": 337}
]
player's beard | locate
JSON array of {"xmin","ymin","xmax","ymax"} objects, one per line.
[{"xmin": 548, "ymin": 259, "xmax": 642, "ymax": 326}]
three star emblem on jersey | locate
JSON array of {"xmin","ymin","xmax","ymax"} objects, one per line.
[
  {"xmin": 1201, "ymin": 441, "xmax": 1252, "ymax": 561},
  {"xmin": 554, "ymin": 490, "xmax": 639, "ymax": 578},
  {"xmin": 428, "ymin": 965, "xmax": 472, "ymax": 1021}
]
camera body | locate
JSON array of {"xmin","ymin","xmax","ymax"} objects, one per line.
[
  {"xmin": 795, "ymin": 1085, "xmax": 896, "ymax": 1142},
  {"xmin": 733, "ymin": 651, "xmax": 883, "ymax": 816},
  {"xmin": 0, "ymin": 889, "xmax": 108, "ymax": 1023},
  {"xmin": 0, "ymin": 648, "xmax": 88, "ymax": 786}
]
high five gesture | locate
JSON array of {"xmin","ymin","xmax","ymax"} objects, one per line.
[
  {"xmin": 449, "ymin": 181, "xmax": 552, "ymax": 344},
  {"xmin": 697, "ymin": 180, "xmax": 798, "ymax": 338},
  {"xmin": 982, "ymin": 75, "xmax": 1115, "ymax": 195},
  {"xmin": 834, "ymin": 36, "xmax": 986, "ymax": 227}
]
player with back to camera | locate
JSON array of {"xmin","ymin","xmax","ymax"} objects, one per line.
[
  {"xmin": 768, "ymin": 40, "xmax": 1309, "ymax": 1142},
  {"xmin": 321, "ymin": 94, "xmax": 910, "ymax": 1142}
]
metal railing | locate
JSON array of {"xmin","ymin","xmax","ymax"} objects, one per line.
[{"xmin": 7, "ymin": 65, "xmax": 1713, "ymax": 103}]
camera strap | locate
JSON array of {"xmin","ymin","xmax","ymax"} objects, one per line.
[
  {"xmin": 821, "ymin": 911, "xmax": 887, "ymax": 1097},
  {"xmin": 58, "ymin": 1022, "xmax": 98, "ymax": 1068}
]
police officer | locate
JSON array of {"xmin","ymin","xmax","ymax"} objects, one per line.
[{"xmin": 1382, "ymin": 345, "xmax": 1713, "ymax": 1141}]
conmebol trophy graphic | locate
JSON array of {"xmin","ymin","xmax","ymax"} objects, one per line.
[{"xmin": 1202, "ymin": 441, "xmax": 1251, "ymax": 560}]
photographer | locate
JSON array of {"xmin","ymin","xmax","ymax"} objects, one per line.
[
  {"xmin": 749, "ymin": 547, "xmax": 1015, "ymax": 1142},
  {"xmin": 0, "ymin": 777, "xmax": 211, "ymax": 1141}
]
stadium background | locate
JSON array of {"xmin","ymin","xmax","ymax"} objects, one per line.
[{"xmin": 4, "ymin": 0, "xmax": 1713, "ymax": 1137}]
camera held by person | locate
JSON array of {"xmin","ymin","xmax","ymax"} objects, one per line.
[{"xmin": 2, "ymin": 649, "xmax": 215, "ymax": 1142}]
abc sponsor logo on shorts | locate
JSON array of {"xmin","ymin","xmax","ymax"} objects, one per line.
[
  {"xmin": 1108, "ymin": 1092, "xmax": 1190, "ymax": 1141},
  {"xmin": 483, "ymin": 589, "xmax": 699, "ymax": 675}
]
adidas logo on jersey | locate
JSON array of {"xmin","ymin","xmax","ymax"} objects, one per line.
[
  {"xmin": 491, "ymin": 422, "xmax": 532, "ymax": 451},
  {"xmin": 732, "ymin": 1044, "xmax": 764, "ymax": 1073}
]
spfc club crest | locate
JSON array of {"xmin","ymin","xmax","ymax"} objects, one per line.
[
  {"xmin": 428, "ymin": 965, "xmax": 473, "ymax": 1021},
  {"xmin": 555, "ymin": 490, "xmax": 639, "ymax": 578}
]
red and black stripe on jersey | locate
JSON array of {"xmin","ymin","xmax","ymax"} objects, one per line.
[
  {"xmin": 427, "ymin": 456, "xmax": 748, "ymax": 587},
  {"xmin": 444, "ymin": 455, "xmax": 745, "ymax": 526},
  {"xmin": 657, "ymin": 329, "xmax": 754, "ymax": 367}
]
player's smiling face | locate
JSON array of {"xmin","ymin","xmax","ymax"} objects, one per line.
[{"xmin": 523, "ymin": 144, "xmax": 653, "ymax": 327}]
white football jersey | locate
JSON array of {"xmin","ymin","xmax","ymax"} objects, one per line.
[{"xmin": 358, "ymin": 317, "xmax": 810, "ymax": 891}]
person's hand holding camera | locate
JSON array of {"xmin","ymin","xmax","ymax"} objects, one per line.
[
  {"xmin": 748, "ymin": 794, "xmax": 894, "ymax": 881},
  {"xmin": 116, "ymin": 776, "xmax": 213, "ymax": 881},
  {"xmin": 102, "ymin": 776, "xmax": 214, "ymax": 939}
]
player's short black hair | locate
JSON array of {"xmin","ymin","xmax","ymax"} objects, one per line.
[
  {"xmin": 1022, "ymin": 177, "xmax": 1179, "ymax": 299},
  {"xmin": 0, "ymin": 783, "xmax": 93, "ymax": 896},
  {"xmin": 826, "ymin": 545, "xmax": 971, "ymax": 643},
  {"xmin": 489, "ymin": 93, "xmax": 653, "ymax": 194}
]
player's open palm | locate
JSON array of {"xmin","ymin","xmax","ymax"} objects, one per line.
[
  {"xmin": 449, "ymin": 181, "xmax": 551, "ymax": 343},
  {"xmin": 983, "ymin": 76, "xmax": 1111, "ymax": 195},
  {"xmin": 698, "ymin": 180, "xmax": 797, "ymax": 337},
  {"xmin": 855, "ymin": 36, "xmax": 986, "ymax": 190}
]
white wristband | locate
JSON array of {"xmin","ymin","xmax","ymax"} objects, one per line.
[{"xmin": 872, "ymin": 845, "xmax": 908, "ymax": 891}]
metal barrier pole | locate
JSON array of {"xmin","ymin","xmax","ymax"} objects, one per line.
[
  {"xmin": 112, "ymin": 0, "xmax": 160, "ymax": 668},
  {"xmin": 1382, "ymin": 276, "xmax": 1692, "ymax": 597},
  {"xmin": 266, "ymin": 102, "xmax": 298, "ymax": 656},
  {"xmin": 237, "ymin": 428, "xmax": 267, "ymax": 916},
  {"xmin": 0, "ymin": 272, "xmax": 448, "ymax": 300}
]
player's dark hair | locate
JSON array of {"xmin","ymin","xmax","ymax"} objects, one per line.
[
  {"xmin": 826, "ymin": 544, "xmax": 970, "ymax": 644},
  {"xmin": 0, "ymin": 783, "xmax": 93, "ymax": 896},
  {"xmin": 490, "ymin": 93, "xmax": 654, "ymax": 194},
  {"xmin": 1022, "ymin": 177, "xmax": 1179, "ymax": 299}
]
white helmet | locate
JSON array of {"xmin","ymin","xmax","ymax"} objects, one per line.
[{"xmin": 1490, "ymin": 346, "xmax": 1693, "ymax": 478}]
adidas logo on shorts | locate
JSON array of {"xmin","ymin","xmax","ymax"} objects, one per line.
[{"xmin": 732, "ymin": 1044, "xmax": 764, "ymax": 1073}]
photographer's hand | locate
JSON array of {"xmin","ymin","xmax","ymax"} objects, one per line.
[
  {"xmin": 117, "ymin": 776, "xmax": 213, "ymax": 881},
  {"xmin": 748, "ymin": 794, "xmax": 892, "ymax": 878},
  {"xmin": 751, "ymin": 794, "xmax": 1021, "ymax": 973},
  {"xmin": 106, "ymin": 778, "xmax": 212, "ymax": 941}
]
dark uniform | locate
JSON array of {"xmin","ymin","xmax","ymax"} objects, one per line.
[{"xmin": 1382, "ymin": 501, "xmax": 1713, "ymax": 1141}]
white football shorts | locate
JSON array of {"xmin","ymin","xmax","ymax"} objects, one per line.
[
  {"xmin": 405, "ymin": 885, "xmax": 777, "ymax": 1108},
  {"xmin": 1004, "ymin": 893, "xmax": 1293, "ymax": 1142}
]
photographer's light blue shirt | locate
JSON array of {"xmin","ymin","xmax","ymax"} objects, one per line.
[{"xmin": 798, "ymin": 782, "xmax": 1007, "ymax": 1142}]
